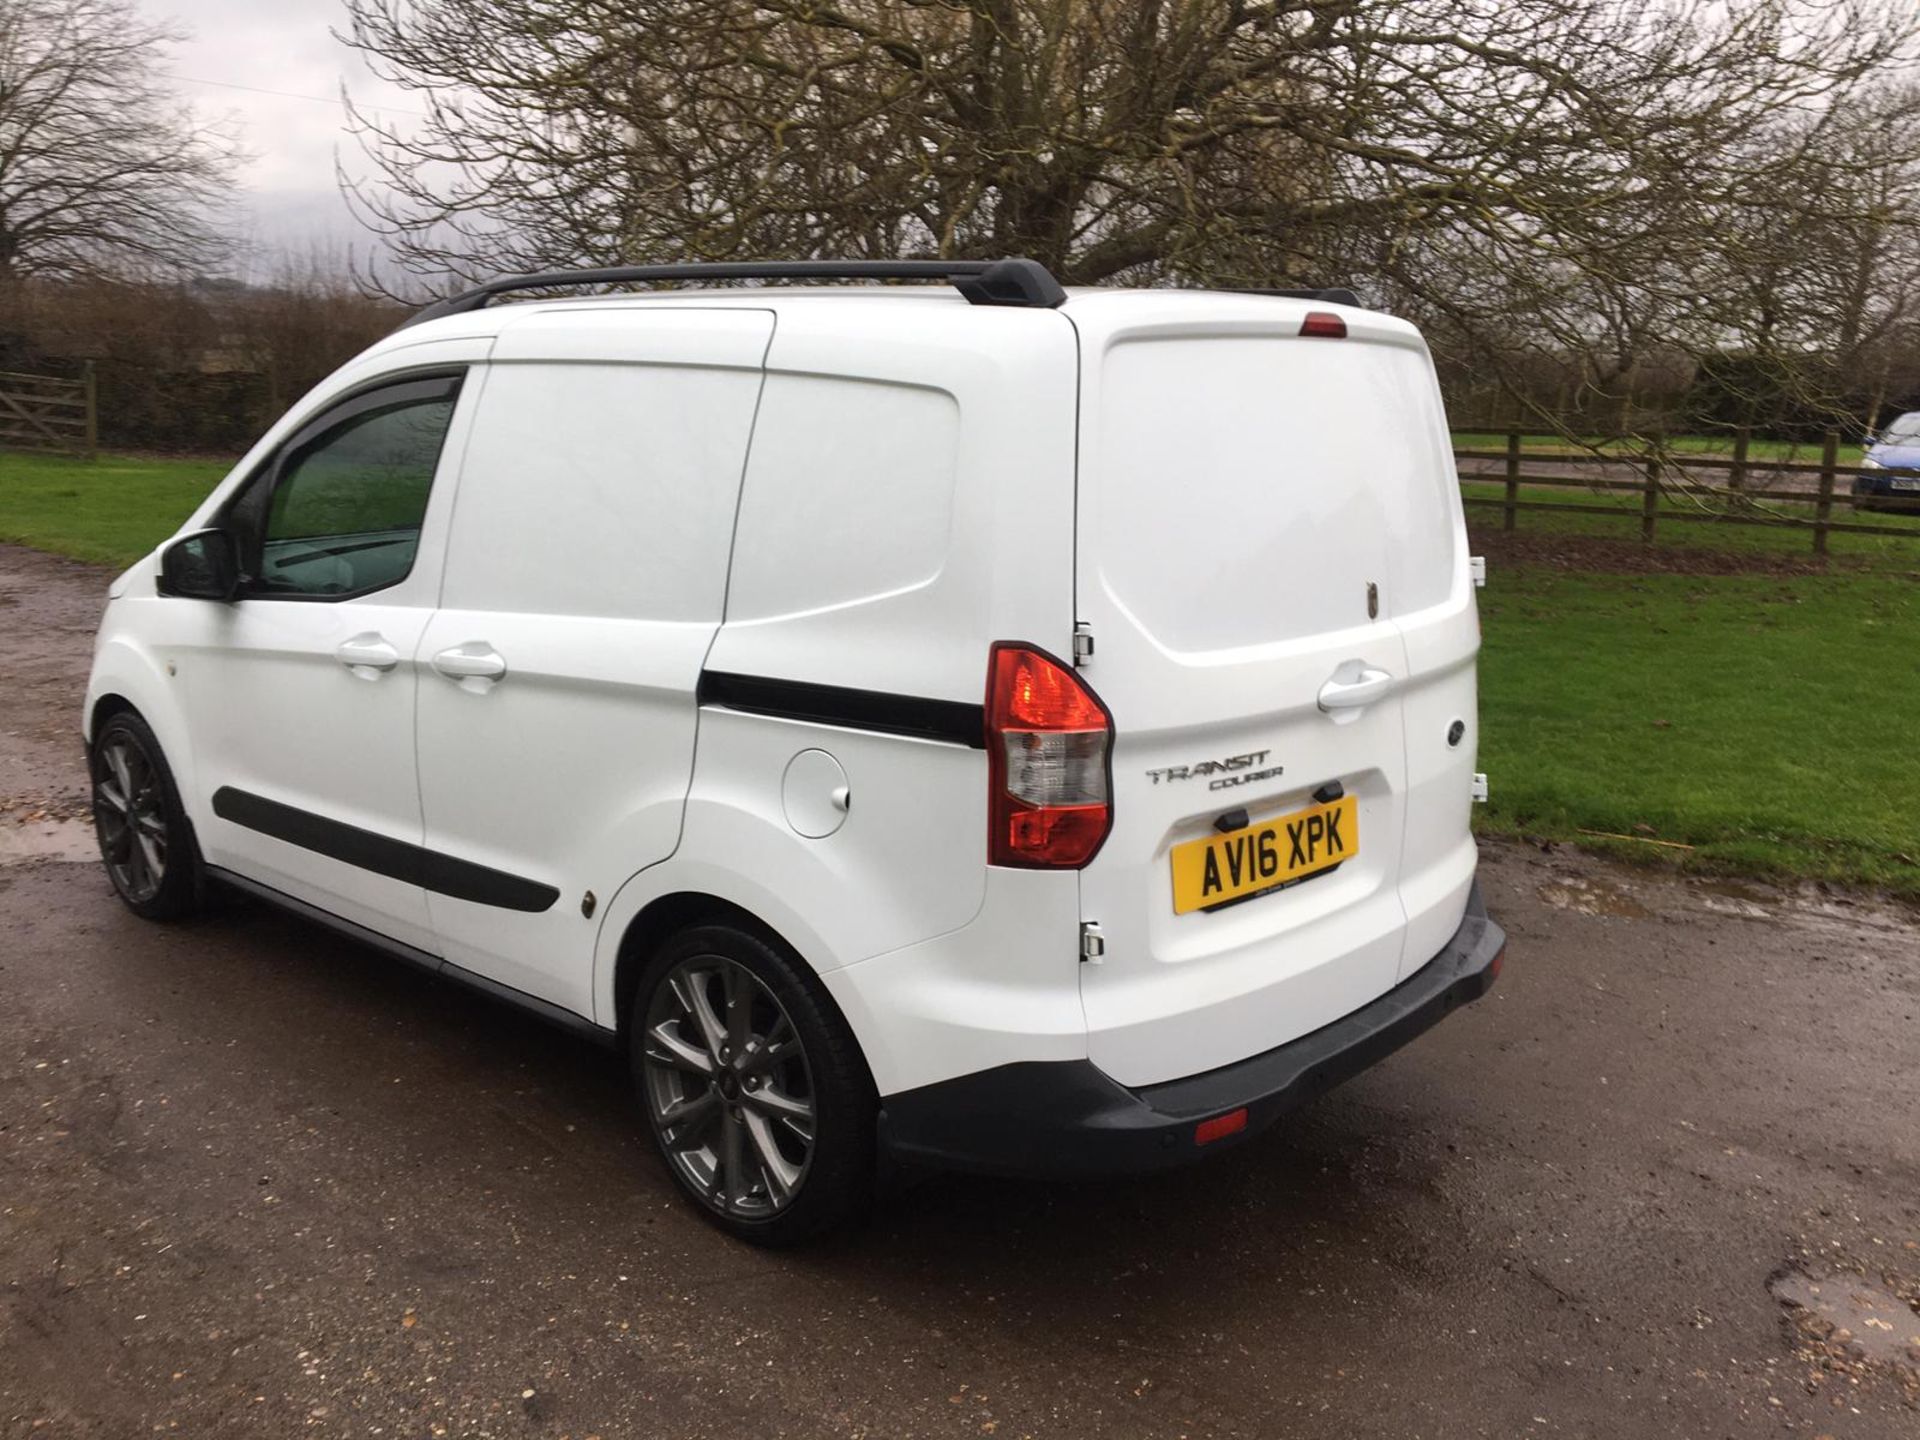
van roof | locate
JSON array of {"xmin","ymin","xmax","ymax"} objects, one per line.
[
  {"xmin": 398, "ymin": 258, "xmax": 1073, "ymax": 328},
  {"xmin": 389, "ymin": 259, "xmax": 1373, "ymax": 336},
  {"xmin": 383, "ymin": 282, "xmax": 1417, "ymax": 350}
]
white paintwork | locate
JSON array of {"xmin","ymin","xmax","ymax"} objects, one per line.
[
  {"xmin": 86, "ymin": 282, "xmax": 1482, "ymax": 1112},
  {"xmin": 1064, "ymin": 292, "xmax": 1476, "ymax": 1087},
  {"xmin": 724, "ymin": 374, "xmax": 961, "ymax": 623},
  {"xmin": 414, "ymin": 310, "xmax": 773, "ymax": 1013},
  {"xmin": 86, "ymin": 336, "xmax": 487, "ymax": 953}
]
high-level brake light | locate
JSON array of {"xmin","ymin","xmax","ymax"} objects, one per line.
[
  {"xmin": 986, "ymin": 644, "xmax": 1114, "ymax": 868},
  {"xmin": 1300, "ymin": 311, "xmax": 1348, "ymax": 338}
]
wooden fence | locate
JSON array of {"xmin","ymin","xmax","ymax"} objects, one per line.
[
  {"xmin": 1453, "ymin": 428, "xmax": 1920, "ymax": 554},
  {"xmin": 0, "ymin": 365, "xmax": 96, "ymax": 457}
]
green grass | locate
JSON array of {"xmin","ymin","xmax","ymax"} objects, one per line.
[
  {"xmin": 1475, "ymin": 554, "xmax": 1920, "ymax": 897},
  {"xmin": 0, "ymin": 450, "xmax": 229, "ymax": 567},
  {"xmin": 1452, "ymin": 430, "xmax": 1866, "ymax": 465},
  {"xmin": 1460, "ymin": 481, "xmax": 1920, "ymax": 562},
  {"xmin": 3, "ymin": 448, "xmax": 1916, "ymax": 896}
]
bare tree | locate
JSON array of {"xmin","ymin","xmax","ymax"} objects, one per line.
[
  {"xmin": 1409, "ymin": 78, "xmax": 1920, "ymax": 437},
  {"xmin": 1720, "ymin": 87, "xmax": 1920, "ymax": 428},
  {"xmin": 342, "ymin": 1, "xmax": 1917, "ymax": 291},
  {"xmin": 0, "ymin": 0, "xmax": 241, "ymax": 279}
]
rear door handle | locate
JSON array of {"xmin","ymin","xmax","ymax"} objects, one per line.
[
  {"xmin": 1317, "ymin": 665, "xmax": 1396, "ymax": 712},
  {"xmin": 336, "ymin": 633, "xmax": 399, "ymax": 676},
  {"xmin": 431, "ymin": 643, "xmax": 508, "ymax": 687}
]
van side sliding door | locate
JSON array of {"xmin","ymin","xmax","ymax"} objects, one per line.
[{"xmin": 411, "ymin": 308, "xmax": 774, "ymax": 1017}]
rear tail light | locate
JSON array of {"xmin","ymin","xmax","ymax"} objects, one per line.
[
  {"xmin": 986, "ymin": 643, "xmax": 1113, "ymax": 868},
  {"xmin": 1300, "ymin": 310, "xmax": 1347, "ymax": 338}
]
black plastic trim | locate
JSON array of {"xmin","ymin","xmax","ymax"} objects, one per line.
[
  {"xmin": 697, "ymin": 671, "xmax": 986, "ymax": 748},
  {"xmin": 400, "ymin": 258, "xmax": 1067, "ymax": 328},
  {"xmin": 205, "ymin": 866, "xmax": 615, "ymax": 1047},
  {"xmin": 211, "ymin": 788, "xmax": 560, "ymax": 913},
  {"xmin": 878, "ymin": 882, "xmax": 1505, "ymax": 1178}
]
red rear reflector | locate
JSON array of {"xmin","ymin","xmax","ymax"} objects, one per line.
[
  {"xmin": 986, "ymin": 643, "xmax": 1114, "ymax": 868},
  {"xmin": 1488, "ymin": 944, "xmax": 1506, "ymax": 984},
  {"xmin": 1195, "ymin": 1108, "xmax": 1249, "ymax": 1146},
  {"xmin": 1300, "ymin": 311, "xmax": 1347, "ymax": 338}
]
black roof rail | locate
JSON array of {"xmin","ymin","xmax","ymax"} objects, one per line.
[
  {"xmin": 1230, "ymin": 286, "xmax": 1364, "ymax": 308},
  {"xmin": 398, "ymin": 258, "xmax": 1067, "ymax": 329}
]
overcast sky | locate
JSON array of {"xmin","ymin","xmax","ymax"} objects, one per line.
[{"xmin": 145, "ymin": 0, "xmax": 419, "ymax": 273}]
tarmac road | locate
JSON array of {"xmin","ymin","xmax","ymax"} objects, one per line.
[{"xmin": 2, "ymin": 542, "xmax": 1917, "ymax": 1438}]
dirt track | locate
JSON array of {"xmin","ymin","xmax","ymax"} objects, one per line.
[{"xmin": 2, "ymin": 542, "xmax": 1917, "ymax": 1438}]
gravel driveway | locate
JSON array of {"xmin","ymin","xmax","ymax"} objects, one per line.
[{"xmin": 2, "ymin": 543, "xmax": 1916, "ymax": 1438}]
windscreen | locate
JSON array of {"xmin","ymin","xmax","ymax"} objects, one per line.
[{"xmin": 1882, "ymin": 413, "xmax": 1920, "ymax": 444}]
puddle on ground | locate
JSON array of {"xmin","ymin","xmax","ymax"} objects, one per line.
[
  {"xmin": 1772, "ymin": 1270, "xmax": 1920, "ymax": 1381},
  {"xmin": 0, "ymin": 815, "xmax": 97, "ymax": 864},
  {"xmin": 1534, "ymin": 875, "xmax": 1652, "ymax": 919},
  {"xmin": 1694, "ymin": 881, "xmax": 1920, "ymax": 941},
  {"xmin": 1693, "ymin": 878, "xmax": 1776, "ymax": 919},
  {"xmin": 1525, "ymin": 855, "xmax": 1920, "ymax": 939}
]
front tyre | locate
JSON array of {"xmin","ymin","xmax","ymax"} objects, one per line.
[
  {"xmin": 630, "ymin": 923, "xmax": 875, "ymax": 1246},
  {"xmin": 90, "ymin": 710, "xmax": 203, "ymax": 920}
]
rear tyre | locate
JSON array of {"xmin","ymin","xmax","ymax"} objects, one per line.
[
  {"xmin": 629, "ymin": 923, "xmax": 875, "ymax": 1246},
  {"xmin": 89, "ymin": 710, "xmax": 203, "ymax": 920}
]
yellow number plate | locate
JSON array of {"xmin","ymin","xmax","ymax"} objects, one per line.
[{"xmin": 1170, "ymin": 794, "xmax": 1358, "ymax": 915}]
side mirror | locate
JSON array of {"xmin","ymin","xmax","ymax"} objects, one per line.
[{"xmin": 158, "ymin": 528, "xmax": 240, "ymax": 601}]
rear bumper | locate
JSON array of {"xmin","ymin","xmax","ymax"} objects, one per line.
[{"xmin": 877, "ymin": 882, "xmax": 1505, "ymax": 1178}]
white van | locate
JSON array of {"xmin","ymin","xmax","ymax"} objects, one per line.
[{"xmin": 84, "ymin": 259, "xmax": 1505, "ymax": 1244}]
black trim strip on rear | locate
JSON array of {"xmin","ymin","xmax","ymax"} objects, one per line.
[
  {"xmin": 211, "ymin": 788, "xmax": 560, "ymax": 913},
  {"xmin": 697, "ymin": 671, "xmax": 986, "ymax": 749}
]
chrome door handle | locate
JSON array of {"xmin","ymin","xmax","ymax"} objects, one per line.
[
  {"xmin": 431, "ymin": 643, "xmax": 508, "ymax": 684},
  {"xmin": 336, "ymin": 633, "xmax": 399, "ymax": 676},
  {"xmin": 1317, "ymin": 665, "xmax": 1396, "ymax": 712}
]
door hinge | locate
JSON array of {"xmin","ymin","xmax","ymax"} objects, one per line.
[
  {"xmin": 1079, "ymin": 921, "xmax": 1105, "ymax": 963},
  {"xmin": 1072, "ymin": 623, "xmax": 1095, "ymax": 665},
  {"xmin": 1471, "ymin": 772, "xmax": 1489, "ymax": 803},
  {"xmin": 1470, "ymin": 555, "xmax": 1487, "ymax": 588}
]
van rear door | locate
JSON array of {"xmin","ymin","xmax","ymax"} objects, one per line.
[{"xmin": 1068, "ymin": 294, "xmax": 1464, "ymax": 1089}]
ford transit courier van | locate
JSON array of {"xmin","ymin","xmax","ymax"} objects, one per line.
[{"xmin": 85, "ymin": 259, "xmax": 1505, "ymax": 1245}]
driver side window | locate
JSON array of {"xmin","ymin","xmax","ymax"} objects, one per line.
[{"xmin": 238, "ymin": 372, "xmax": 463, "ymax": 600}]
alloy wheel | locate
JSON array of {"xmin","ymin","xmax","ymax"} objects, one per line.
[
  {"xmin": 641, "ymin": 956, "xmax": 816, "ymax": 1219},
  {"xmin": 93, "ymin": 734, "xmax": 169, "ymax": 905}
]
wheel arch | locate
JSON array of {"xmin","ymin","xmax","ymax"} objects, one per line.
[
  {"xmin": 88, "ymin": 691, "xmax": 140, "ymax": 741},
  {"xmin": 612, "ymin": 891, "xmax": 780, "ymax": 1043},
  {"xmin": 607, "ymin": 887, "xmax": 881, "ymax": 1096},
  {"xmin": 85, "ymin": 634, "xmax": 199, "ymax": 807}
]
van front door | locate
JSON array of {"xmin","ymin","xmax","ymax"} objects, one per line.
[
  {"xmin": 176, "ymin": 367, "xmax": 474, "ymax": 953},
  {"xmin": 411, "ymin": 308, "xmax": 774, "ymax": 1019}
]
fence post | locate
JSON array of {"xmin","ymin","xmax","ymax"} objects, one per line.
[
  {"xmin": 1641, "ymin": 444, "xmax": 1661, "ymax": 544},
  {"xmin": 1814, "ymin": 430, "xmax": 1838, "ymax": 556},
  {"xmin": 1503, "ymin": 427, "xmax": 1521, "ymax": 532},
  {"xmin": 1729, "ymin": 425, "xmax": 1749, "ymax": 494},
  {"xmin": 81, "ymin": 361, "xmax": 98, "ymax": 459}
]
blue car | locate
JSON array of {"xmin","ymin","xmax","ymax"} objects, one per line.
[{"xmin": 1858, "ymin": 411, "xmax": 1920, "ymax": 512}]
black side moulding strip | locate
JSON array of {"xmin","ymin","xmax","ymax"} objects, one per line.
[
  {"xmin": 697, "ymin": 671, "xmax": 987, "ymax": 748},
  {"xmin": 211, "ymin": 787, "xmax": 560, "ymax": 913}
]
